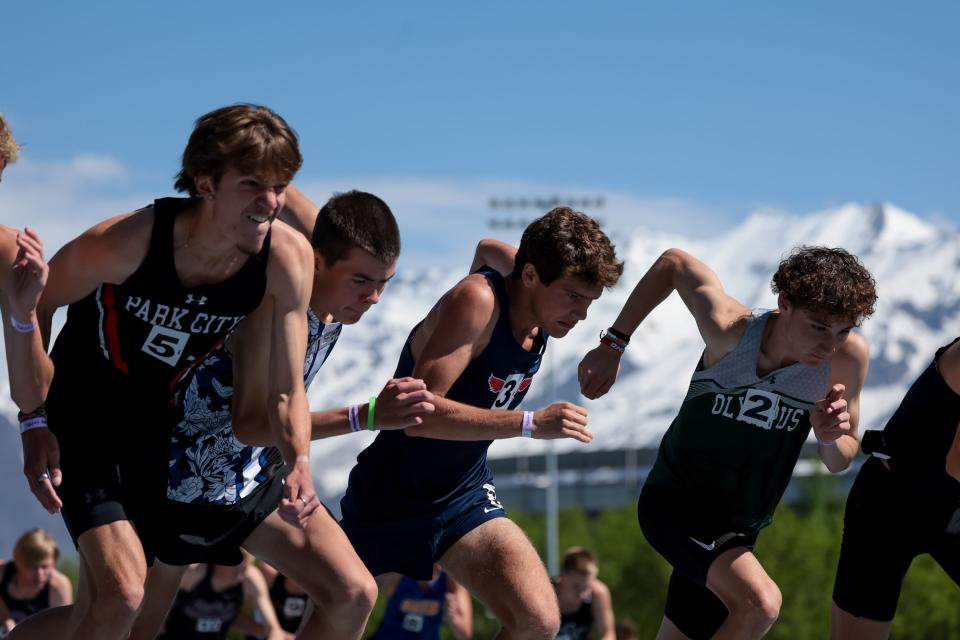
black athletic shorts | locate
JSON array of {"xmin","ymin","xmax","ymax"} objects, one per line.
[
  {"xmin": 833, "ymin": 457, "xmax": 960, "ymax": 621},
  {"xmin": 47, "ymin": 366, "xmax": 176, "ymax": 549},
  {"xmin": 136, "ymin": 466, "xmax": 287, "ymax": 567},
  {"xmin": 638, "ymin": 482, "xmax": 758, "ymax": 639}
]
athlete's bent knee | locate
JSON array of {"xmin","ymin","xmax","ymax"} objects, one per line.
[
  {"xmin": 320, "ymin": 572, "xmax": 377, "ymax": 623},
  {"xmin": 728, "ymin": 582, "xmax": 781, "ymax": 634},
  {"xmin": 503, "ymin": 599, "xmax": 560, "ymax": 640},
  {"xmin": 91, "ymin": 578, "xmax": 145, "ymax": 622}
]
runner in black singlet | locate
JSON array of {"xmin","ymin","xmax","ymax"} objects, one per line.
[
  {"xmin": 23, "ymin": 104, "xmax": 321, "ymax": 640},
  {"xmin": 831, "ymin": 338, "xmax": 960, "ymax": 639},
  {"xmin": 0, "ymin": 530, "xmax": 71, "ymax": 637},
  {"xmin": 158, "ymin": 559, "xmax": 285, "ymax": 640},
  {"xmin": 554, "ymin": 547, "xmax": 615, "ymax": 640}
]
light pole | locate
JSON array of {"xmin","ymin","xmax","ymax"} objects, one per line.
[{"xmin": 486, "ymin": 194, "xmax": 606, "ymax": 576}]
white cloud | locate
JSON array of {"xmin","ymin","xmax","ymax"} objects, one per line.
[{"xmin": 0, "ymin": 155, "xmax": 150, "ymax": 255}]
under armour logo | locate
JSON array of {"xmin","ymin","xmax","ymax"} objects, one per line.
[
  {"xmin": 83, "ymin": 489, "xmax": 107, "ymax": 504},
  {"xmin": 185, "ymin": 294, "xmax": 207, "ymax": 305}
]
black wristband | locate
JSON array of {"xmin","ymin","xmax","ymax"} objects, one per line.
[
  {"xmin": 606, "ymin": 326, "xmax": 631, "ymax": 343},
  {"xmin": 17, "ymin": 404, "xmax": 47, "ymax": 423}
]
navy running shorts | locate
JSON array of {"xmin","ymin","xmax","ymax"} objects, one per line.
[{"xmin": 340, "ymin": 481, "xmax": 507, "ymax": 580}]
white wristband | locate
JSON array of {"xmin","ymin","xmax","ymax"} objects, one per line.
[
  {"xmin": 10, "ymin": 315, "xmax": 38, "ymax": 333},
  {"xmin": 20, "ymin": 416, "xmax": 48, "ymax": 433},
  {"xmin": 348, "ymin": 404, "xmax": 362, "ymax": 432},
  {"xmin": 817, "ymin": 438, "xmax": 838, "ymax": 447},
  {"xmin": 521, "ymin": 411, "xmax": 534, "ymax": 438}
]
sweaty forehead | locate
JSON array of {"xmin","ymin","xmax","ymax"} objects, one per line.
[
  {"xmin": 556, "ymin": 273, "xmax": 603, "ymax": 299},
  {"xmin": 800, "ymin": 308, "xmax": 856, "ymax": 329}
]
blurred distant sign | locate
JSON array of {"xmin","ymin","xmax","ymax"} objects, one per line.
[
  {"xmin": 488, "ymin": 196, "xmax": 605, "ymax": 211},
  {"xmin": 488, "ymin": 195, "xmax": 606, "ymax": 229}
]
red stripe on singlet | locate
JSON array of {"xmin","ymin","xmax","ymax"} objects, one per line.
[
  {"xmin": 102, "ymin": 284, "xmax": 129, "ymax": 375},
  {"xmin": 169, "ymin": 334, "xmax": 228, "ymax": 393}
]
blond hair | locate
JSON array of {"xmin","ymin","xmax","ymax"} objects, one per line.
[
  {"xmin": 561, "ymin": 546, "xmax": 598, "ymax": 575},
  {"xmin": 12, "ymin": 529, "xmax": 59, "ymax": 566},
  {"xmin": 0, "ymin": 114, "xmax": 21, "ymax": 164}
]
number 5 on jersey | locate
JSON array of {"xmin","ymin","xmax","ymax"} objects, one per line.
[{"xmin": 142, "ymin": 324, "xmax": 190, "ymax": 366}]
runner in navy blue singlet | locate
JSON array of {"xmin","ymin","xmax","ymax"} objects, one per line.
[
  {"xmin": 340, "ymin": 207, "xmax": 622, "ymax": 638},
  {"xmin": 372, "ymin": 566, "xmax": 472, "ymax": 639},
  {"xmin": 24, "ymin": 105, "xmax": 321, "ymax": 640}
]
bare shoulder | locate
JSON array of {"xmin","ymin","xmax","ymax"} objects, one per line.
[
  {"xmin": 243, "ymin": 564, "xmax": 269, "ymax": 592},
  {"xmin": 268, "ymin": 219, "xmax": 312, "ymax": 263},
  {"xmin": 439, "ymin": 273, "xmax": 498, "ymax": 329},
  {"xmin": 0, "ymin": 225, "xmax": 15, "ymax": 262},
  {"xmin": 835, "ymin": 332, "xmax": 870, "ymax": 369},
  {"xmin": 49, "ymin": 569, "xmax": 73, "ymax": 594},
  {"xmin": 935, "ymin": 339, "xmax": 960, "ymax": 394},
  {"xmin": 415, "ymin": 273, "xmax": 498, "ymax": 356},
  {"xmin": 59, "ymin": 207, "xmax": 153, "ymax": 265}
]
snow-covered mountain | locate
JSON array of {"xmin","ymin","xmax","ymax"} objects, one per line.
[
  {"xmin": 1, "ymin": 202, "xmax": 957, "ymax": 513},
  {"xmin": 305, "ymin": 201, "xmax": 957, "ymax": 501}
]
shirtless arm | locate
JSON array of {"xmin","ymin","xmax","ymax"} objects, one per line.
[
  {"xmin": 469, "ymin": 239, "xmax": 517, "ymax": 276},
  {"xmin": 48, "ymin": 570, "xmax": 74, "ymax": 607},
  {"xmin": 936, "ymin": 342, "xmax": 960, "ymax": 482},
  {"xmin": 2, "ymin": 227, "xmax": 52, "ymax": 412},
  {"xmin": 403, "ymin": 275, "xmax": 591, "ymax": 442},
  {"xmin": 444, "ymin": 575, "xmax": 473, "ymax": 640},
  {"xmin": 263, "ymin": 224, "xmax": 318, "ymax": 527},
  {"xmin": 579, "ymin": 248, "xmax": 751, "ymax": 399},
  {"xmin": 236, "ymin": 567, "xmax": 288, "ymax": 640},
  {"xmin": 278, "ymin": 184, "xmax": 319, "ymax": 238},
  {"xmin": 591, "ymin": 579, "xmax": 616, "ymax": 640},
  {"xmin": 812, "ymin": 333, "xmax": 870, "ymax": 473},
  {"xmin": 230, "ymin": 301, "xmax": 433, "ymax": 446},
  {"xmin": 22, "ymin": 211, "xmax": 151, "ymax": 513}
]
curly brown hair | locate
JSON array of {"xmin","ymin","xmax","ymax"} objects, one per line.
[
  {"xmin": 0, "ymin": 113, "xmax": 21, "ymax": 164},
  {"xmin": 512, "ymin": 207, "xmax": 623, "ymax": 288},
  {"xmin": 771, "ymin": 246, "xmax": 877, "ymax": 325},
  {"xmin": 174, "ymin": 104, "xmax": 302, "ymax": 196}
]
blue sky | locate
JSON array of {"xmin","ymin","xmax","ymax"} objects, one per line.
[{"xmin": 2, "ymin": 1, "xmax": 958, "ymax": 263}]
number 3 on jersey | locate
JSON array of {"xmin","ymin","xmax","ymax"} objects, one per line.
[
  {"xmin": 489, "ymin": 372, "xmax": 531, "ymax": 409},
  {"xmin": 142, "ymin": 324, "xmax": 190, "ymax": 366}
]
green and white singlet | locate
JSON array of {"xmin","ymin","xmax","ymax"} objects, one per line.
[{"xmin": 646, "ymin": 310, "xmax": 831, "ymax": 537}]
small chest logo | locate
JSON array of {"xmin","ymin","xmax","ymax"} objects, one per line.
[
  {"xmin": 488, "ymin": 373, "xmax": 532, "ymax": 409},
  {"xmin": 185, "ymin": 294, "xmax": 208, "ymax": 306}
]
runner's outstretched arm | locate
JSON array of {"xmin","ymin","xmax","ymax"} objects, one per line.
[
  {"xmin": 444, "ymin": 575, "xmax": 473, "ymax": 640},
  {"xmin": 939, "ymin": 343, "xmax": 960, "ymax": 482},
  {"xmin": 591, "ymin": 579, "xmax": 616, "ymax": 640},
  {"xmin": 469, "ymin": 239, "xmax": 516, "ymax": 276},
  {"xmin": 263, "ymin": 224, "xmax": 318, "ymax": 529},
  {"xmin": 811, "ymin": 335, "xmax": 870, "ymax": 473},
  {"xmin": 579, "ymin": 248, "xmax": 751, "ymax": 399},
  {"xmin": 278, "ymin": 184, "xmax": 319, "ymax": 238},
  {"xmin": 2, "ymin": 228, "xmax": 52, "ymax": 411},
  {"xmin": 404, "ymin": 275, "xmax": 590, "ymax": 442}
]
